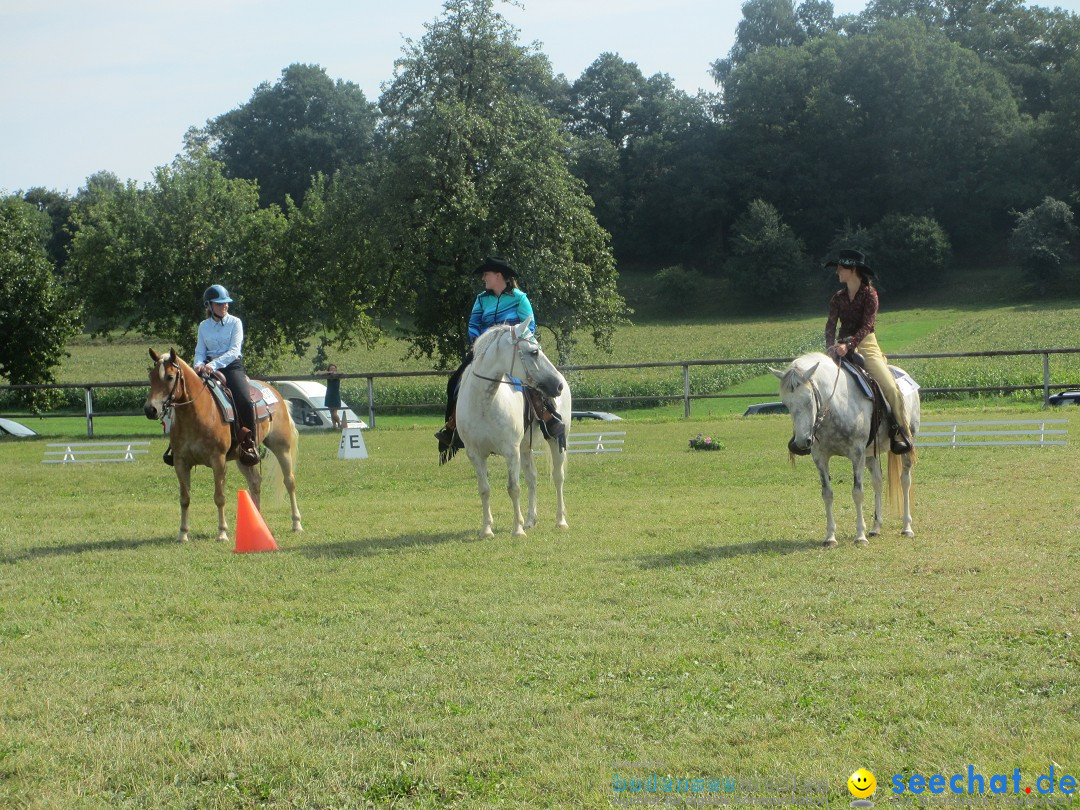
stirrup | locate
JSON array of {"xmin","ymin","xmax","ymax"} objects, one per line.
[
  {"xmin": 889, "ymin": 424, "xmax": 913, "ymax": 454},
  {"xmin": 163, "ymin": 447, "xmax": 174, "ymax": 466},
  {"xmin": 539, "ymin": 411, "xmax": 567, "ymax": 450}
]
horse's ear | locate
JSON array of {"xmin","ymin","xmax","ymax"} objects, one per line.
[
  {"xmin": 149, "ymin": 348, "xmax": 159, "ymax": 362},
  {"xmin": 768, "ymin": 367, "xmax": 784, "ymax": 379},
  {"xmin": 806, "ymin": 361, "xmax": 820, "ymax": 378},
  {"xmin": 170, "ymin": 347, "xmax": 177, "ymax": 363},
  {"xmin": 514, "ymin": 315, "xmax": 534, "ymax": 338}
]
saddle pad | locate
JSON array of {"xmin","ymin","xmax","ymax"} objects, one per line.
[
  {"xmin": 890, "ymin": 366, "xmax": 919, "ymax": 396},
  {"xmin": 207, "ymin": 379, "xmax": 279, "ymax": 423},
  {"xmin": 840, "ymin": 359, "xmax": 874, "ymax": 399}
]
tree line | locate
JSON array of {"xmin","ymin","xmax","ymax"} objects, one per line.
[{"xmin": 2, "ymin": 0, "xmax": 1079, "ymax": 405}]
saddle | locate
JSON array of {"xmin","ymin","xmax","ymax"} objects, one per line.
[
  {"xmin": 839, "ymin": 356, "xmax": 888, "ymax": 450},
  {"xmin": 839, "ymin": 356, "xmax": 914, "ymax": 453},
  {"xmin": 202, "ymin": 375, "xmax": 279, "ymax": 456}
]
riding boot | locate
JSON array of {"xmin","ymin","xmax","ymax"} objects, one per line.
[
  {"xmin": 526, "ymin": 388, "xmax": 567, "ymax": 450},
  {"xmin": 436, "ymin": 415, "xmax": 464, "ymax": 464},
  {"xmin": 163, "ymin": 445, "xmax": 174, "ymax": 466},
  {"xmin": 889, "ymin": 422, "xmax": 914, "ymax": 455},
  {"xmin": 238, "ymin": 426, "xmax": 260, "ymax": 466}
]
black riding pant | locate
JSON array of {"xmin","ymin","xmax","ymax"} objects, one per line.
[
  {"xmin": 444, "ymin": 351, "xmax": 473, "ymax": 421},
  {"xmin": 219, "ymin": 359, "xmax": 256, "ymax": 434}
]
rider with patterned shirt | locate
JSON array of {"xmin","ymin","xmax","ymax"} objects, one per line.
[
  {"xmin": 192, "ymin": 284, "xmax": 260, "ymax": 466},
  {"xmin": 825, "ymin": 249, "xmax": 914, "ymax": 454},
  {"xmin": 435, "ymin": 256, "xmax": 565, "ymax": 458}
]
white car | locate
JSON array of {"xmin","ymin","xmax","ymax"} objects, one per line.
[
  {"xmin": 276, "ymin": 380, "xmax": 366, "ymax": 429},
  {"xmin": 0, "ymin": 417, "xmax": 37, "ymax": 436}
]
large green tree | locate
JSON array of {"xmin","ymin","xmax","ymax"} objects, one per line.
[
  {"xmin": 67, "ymin": 151, "xmax": 311, "ymax": 374},
  {"xmin": 205, "ymin": 63, "xmax": 380, "ymax": 209},
  {"xmin": 0, "ymin": 196, "xmax": 81, "ymax": 407},
  {"xmin": 369, "ymin": 0, "xmax": 627, "ymax": 365}
]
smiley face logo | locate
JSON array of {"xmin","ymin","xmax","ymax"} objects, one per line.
[{"xmin": 848, "ymin": 768, "xmax": 877, "ymax": 799}]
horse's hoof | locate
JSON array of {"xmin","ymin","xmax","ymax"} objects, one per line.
[
  {"xmin": 868, "ymin": 530, "xmax": 879, "ymax": 538},
  {"xmin": 177, "ymin": 533, "xmax": 189, "ymax": 543},
  {"xmin": 556, "ymin": 520, "xmax": 569, "ymax": 530},
  {"xmin": 855, "ymin": 537, "xmax": 869, "ymax": 547},
  {"xmin": 480, "ymin": 529, "xmax": 495, "ymax": 540},
  {"xmin": 293, "ymin": 523, "xmax": 304, "ymax": 533},
  {"xmin": 512, "ymin": 528, "xmax": 527, "ymax": 538},
  {"xmin": 217, "ymin": 533, "xmax": 229, "ymax": 543},
  {"xmin": 822, "ymin": 539, "xmax": 838, "ymax": 549},
  {"xmin": 524, "ymin": 518, "xmax": 537, "ymax": 530},
  {"xmin": 902, "ymin": 529, "xmax": 915, "ymax": 538}
]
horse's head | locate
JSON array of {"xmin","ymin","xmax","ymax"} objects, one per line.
[
  {"xmin": 474, "ymin": 318, "xmax": 564, "ymax": 399},
  {"xmin": 770, "ymin": 358, "xmax": 822, "ymax": 455},
  {"xmin": 510, "ymin": 318, "xmax": 563, "ymax": 398},
  {"xmin": 144, "ymin": 347, "xmax": 183, "ymax": 420}
]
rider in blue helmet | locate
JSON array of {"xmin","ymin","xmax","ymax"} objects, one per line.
[{"xmin": 175, "ymin": 284, "xmax": 260, "ymax": 465}]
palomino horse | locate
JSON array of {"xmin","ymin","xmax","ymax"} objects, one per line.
[
  {"xmin": 144, "ymin": 348, "xmax": 302, "ymax": 542},
  {"xmin": 456, "ymin": 318, "xmax": 571, "ymax": 538},
  {"xmin": 770, "ymin": 352, "xmax": 920, "ymax": 547}
]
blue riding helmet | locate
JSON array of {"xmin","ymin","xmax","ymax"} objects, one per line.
[{"xmin": 203, "ymin": 284, "xmax": 233, "ymax": 305}]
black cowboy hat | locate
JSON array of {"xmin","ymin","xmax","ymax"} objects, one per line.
[
  {"xmin": 475, "ymin": 255, "xmax": 517, "ymax": 279},
  {"xmin": 824, "ymin": 248, "xmax": 874, "ymax": 277}
]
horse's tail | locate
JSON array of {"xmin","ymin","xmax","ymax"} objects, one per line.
[{"xmin": 886, "ymin": 447, "xmax": 915, "ymax": 514}]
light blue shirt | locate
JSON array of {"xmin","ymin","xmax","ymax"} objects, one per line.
[{"xmin": 194, "ymin": 313, "xmax": 243, "ymax": 370}]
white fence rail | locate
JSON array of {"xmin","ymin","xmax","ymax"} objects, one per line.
[
  {"xmin": 43, "ymin": 441, "xmax": 150, "ymax": 464},
  {"xmin": 535, "ymin": 430, "xmax": 626, "ymax": 455},
  {"xmin": 919, "ymin": 420, "xmax": 1067, "ymax": 448}
]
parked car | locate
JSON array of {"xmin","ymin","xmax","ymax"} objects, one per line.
[
  {"xmin": 570, "ymin": 410, "xmax": 623, "ymax": 421},
  {"xmin": 1048, "ymin": 390, "xmax": 1080, "ymax": 406},
  {"xmin": 743, "ymin": 401, "xmax": 789, "ymax": 416},
  {"xmin": 0, "ymin": 417, "xmax": 38, "ymax": 436},
  {"xmin": 276, "ymin": 381, "xmax": 366, "ymax": 429}
]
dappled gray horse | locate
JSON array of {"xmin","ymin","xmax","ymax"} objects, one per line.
[{"xmin": 771, "ymin": 352, "xmax": 919, "ymax": 546}]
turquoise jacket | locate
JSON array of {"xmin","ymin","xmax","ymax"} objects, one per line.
[{"xmin": 468, "ymin": 288, "xmax": 534, "ymax": 342}]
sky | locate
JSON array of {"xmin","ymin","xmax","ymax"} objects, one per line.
[{"xmin": 3, "ymin": 0, "xmax": 1080, "ymax": 196}]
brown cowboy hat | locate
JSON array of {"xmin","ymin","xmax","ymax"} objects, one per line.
[{"xmin": 824, "ymin": 248, "xmax": 874, "ymax": 277}]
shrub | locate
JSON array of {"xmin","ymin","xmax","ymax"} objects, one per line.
[{"xmin": 868, "ymin": 214, "xmax": 951, "ymax": 294}]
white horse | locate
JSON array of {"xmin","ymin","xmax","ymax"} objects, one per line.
[
  {"xmin": 770, "ymin": 352, "xmax": 920, "ymax": 547},
  {"xmin": 456, "ymin": 318, "xmax": 571, "ymax": 538}
]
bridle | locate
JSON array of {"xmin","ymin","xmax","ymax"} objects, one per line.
[
  {"xmin": 470, "ymin": 329, "xmax": 541, "ymax": 389},
  {"xmin": 797, "ymin": 362, "xmax": 842, "ymax": 447},
  {"xmin": 154, "ymin": 356, "xmax": 207, "ymax": 419}
]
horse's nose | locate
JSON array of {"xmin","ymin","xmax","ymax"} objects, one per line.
[
  {"xmin": 144, "ymin": 404, "xmax": 158, "ymax": 420},
  {"xmin": 788, "ymin": 436, "xmax": 812, "ymax": 456},
  {"xmin": 556, "ymin": 381, "xmax": 563, "ymax": 395}
]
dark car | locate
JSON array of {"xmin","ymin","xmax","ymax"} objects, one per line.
[
  {"xmin": 1048, "ymin": 390, "xmax": 1080, "ymax": 406},
  {"xmin": 571, "ymin": 410, "xmax": 623, "ymax": 422},
  {"xmin": 742, "ymin": 401, "xmax": 788, "ymax": 416}
]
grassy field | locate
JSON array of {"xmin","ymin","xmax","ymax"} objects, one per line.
[{"xmin": 1, "ymin": 404, "xmax": 1077, "ymax": 808}]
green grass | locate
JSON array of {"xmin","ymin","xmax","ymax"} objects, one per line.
[{"xmin": 1, "ymin": 405, "xmax": 1078, "ymax": 808}]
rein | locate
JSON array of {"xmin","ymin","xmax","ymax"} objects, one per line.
[
  {"xmin": 805, "ymin": 362, "xmax": 843, "ymax": 446},
  {"xmin": 470, "ymin": 331, "xmax": 536, "ymax": 388},
  {"xmin": 158, "ymin": 359, "xmax": 209, "ymax": 418}
]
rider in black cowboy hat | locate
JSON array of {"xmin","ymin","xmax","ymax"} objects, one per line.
[
  {"xmin": 824, "ymin": 249, "xmax": 914, "ymax": 453},
  {"xmin": 434, "ymin": 256, "xmax": 566, "ymax": 462}
]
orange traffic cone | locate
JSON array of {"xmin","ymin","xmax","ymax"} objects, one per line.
[{"xmin": 234, "ymin": 489, "xmax": 278, "ymax": 553}]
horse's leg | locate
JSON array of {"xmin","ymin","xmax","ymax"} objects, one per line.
[
  {"xmin": 467, "ymin": 451, "xmax": 495, "ymax": 539},
  {"xmin": 901, "ymin": 452, "xmax": 915, "ymax": 538},
  {"xmin": 266, "ymin": 428, "xmax": 303, "ymax": 533},
  {"xmin": 867, "ymin": 454, "xmax": 884, "ymax": 537},
  {"xmin": 175, "ymin": 461, "xmax": 192, "ymax": 543},
  {"xmin": 522, "ymin": 438, "xmax": 539, "ymax": 530},
  {"xmin": 239, "ymin": 461, "xmax": 262, "ymax": 510},
  {"xmin": 851, "ymin": 451, "xmax": 869, "ymax": 546},
  {"xmin": 550, "ymin": 440, "xmax": 568, "ymax": 529},
  {"xmin": 506, "ymin": 446, "xmax": 526, "ymax": 537},
  {"xmin": 814, "ymin": 454, "xmax": 837, "ymax": 548},
  {"xmin": 212, "ymin": 455, "xmax": 229, "ymax": 542}
]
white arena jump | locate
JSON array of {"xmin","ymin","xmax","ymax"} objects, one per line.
[{"xmin": 43, "ymin": 441, "xmax": 151, "ymax": 464}]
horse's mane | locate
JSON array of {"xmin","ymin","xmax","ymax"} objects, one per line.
[{"xmin": 472, "ymin": 324, "xmax": 514, "ymax": 357}]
